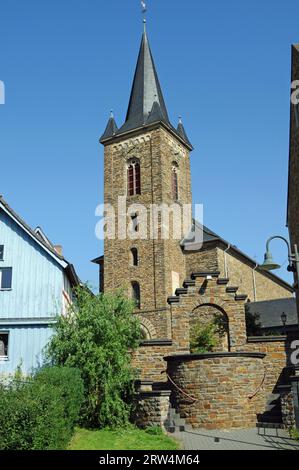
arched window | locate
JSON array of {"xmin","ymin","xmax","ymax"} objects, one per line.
[
  {"xmin": 132, "ymin": 281, "xmax": 141, "ymax": 309},
  {"xmin": 172, "ymin": 163, "xmax": 179, "ymax": 201},
  {"xmin": 131, "ymin": 248, "xmax": 139, "ymax": 267},
  {"xmin": 127, "ymin": 159, "xmax": 141, "ymax": 196}
]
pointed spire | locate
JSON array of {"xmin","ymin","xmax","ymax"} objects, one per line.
[
  {"xmin": 177, "ymin": 116, "xmax": 193, "ymax": 149},
  {"xmin": 100, "ymin": 110, "xmax": 118, "ymax": 142},
  {"xmin": 116, "ymin": 30, "xmax": 170, "ymax": 135}
]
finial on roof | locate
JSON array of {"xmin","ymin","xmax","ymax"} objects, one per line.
[
  {"xmin": 141, "ymin": 1, "xmax": 147, "ymax": 31},
  {"xmin": 110, "ymin": 109, "xmax": 114, "ymax": 118},
  {"xmin": 179, "ymin": 116, "xmax": 182, "ymax": 124}
]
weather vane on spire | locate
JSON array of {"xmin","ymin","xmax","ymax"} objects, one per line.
[{"xmin": 141, "ymin": 1, "xmax": 147, "ymax": 17}]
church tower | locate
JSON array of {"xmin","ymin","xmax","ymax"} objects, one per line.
[{"xmin": 100, "ymin": 22, "xmax": 193, "ymax": 328}]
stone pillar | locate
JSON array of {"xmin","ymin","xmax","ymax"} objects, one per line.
[
  {"xmin": 279, "ymin": 385, "xmax": 296, "ymax": 430},
  {"xmin": 134, "ymin": 390, "xmax": 171, "ymax": 431}
]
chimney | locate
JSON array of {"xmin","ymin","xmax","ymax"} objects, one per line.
[{"xmin": 54, "ymin": 245, "xmax": 63, "ymax": 256}]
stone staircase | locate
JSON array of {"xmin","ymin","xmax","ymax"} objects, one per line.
[
  {"xmin": 165, "ymin": 407, "xmax": 190, "ymax": 434},
  {"xmin": 256, "ymin": 393, "xmax": 284, "ymax": 430}
]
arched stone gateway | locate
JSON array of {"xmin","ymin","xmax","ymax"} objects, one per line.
[{"xmin": 190, "ymin": 304, "xmax": 230, "ymax": 352}]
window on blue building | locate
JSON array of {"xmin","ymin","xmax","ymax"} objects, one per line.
[
  {"xmin": 0, "ymin": 246, "xmax": 4, "ymax": 261},
  {"xmin": 0, "ymin": 268, "xmax": 12, "ymax": 289},
  {"xmin": 0, "ymin": 333, "xmax": 9, "ymax": 358}
]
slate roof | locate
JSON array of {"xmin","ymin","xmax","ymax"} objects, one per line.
[
  {"xmin": 181, "ymin": 220, "xmax": 293, "ymax": 292},
  {"xmin": 100, "ymin": 30, "xmax": 193, "ymax": 149},
  {"xmin": 100, "ymin": 115, "xmax": 118, "ymax": 142},
  {"xmin": 0, "ymin": 195, "xmax": 80, "ymax": 287},
  {"xmin": 117, "ymin": 30, "xmax": 170, "ymax": 135},
  {"xmin": 246, "ymin": 298, "xmax": 298, "ymax": 328}
]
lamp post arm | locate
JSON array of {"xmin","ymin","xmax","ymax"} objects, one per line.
[{"xmin": 266, "ymin": 236, "xmax": 293, "ymax": 262}]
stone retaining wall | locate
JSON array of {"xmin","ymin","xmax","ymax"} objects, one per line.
[{"xmin": 166, "ymin": 352, "xmax": 266, "ymax": 430}]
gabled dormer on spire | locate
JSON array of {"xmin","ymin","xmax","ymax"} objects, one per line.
[{"xmin": 100, "ymin": 111, "xmax": 118, "ymax": 143}]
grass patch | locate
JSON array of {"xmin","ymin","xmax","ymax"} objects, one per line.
[
  {"xmin": 291, "ymin": 429, "xmax": 299, "ymax": 441},
  {"xmin": 68, "ymin": 427, "xmax": 180, "ymax": 451}
]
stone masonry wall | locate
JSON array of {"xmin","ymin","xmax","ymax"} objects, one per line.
[
  {"xmin": 184, "ymin": 246, "xmax": 219, "ymax": 278},
  {"xmin": 132, "ymin": 344, "xmax": 173, "ymax": 383},
  {"xmin": 217, "ymin": 248, "xmax": 293, "ymax": 302},
  {"xmin": 134, "ymin": 391, "xmax": 171, "ymax": 431},
  {"xmin": 280, "ymin": 388, "xmax": 296, "ymax": 429},
  {"xmin": 103, "ymin": 126, "xmax": 191, "ymax": 319},
  {"xmin": 166, "ymin": 354, "xmax": 265, "ymax": 429},
  {"xmin": 241, "ymin": 337, "xmax": 295, "ymax": 419},
  {"xmin": 185, "ymin": 245, "xmax": 292, "ymax": 302}
]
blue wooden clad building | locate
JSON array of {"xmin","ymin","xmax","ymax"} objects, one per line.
[{"xmin": 0, "ymin": 196, "xmax": 80, "ymax": 376}]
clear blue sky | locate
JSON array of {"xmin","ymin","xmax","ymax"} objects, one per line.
[{"xmin": 1, "ymin": 0, "xmax": 298, "ymax": 289}]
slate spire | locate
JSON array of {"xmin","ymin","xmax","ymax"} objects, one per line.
[
  {"xmin": 177, "ymin": 117, "xmax": 193, "ymax": 149},
  {"xmin": 100, "ymin": 111, "xmax": 118, "ymax": 142},
  {"xmin": 100, "ymin": 23, "xmax": 193, "ymax": 150},
  {"xmin": 116, "ymin": 29, "xmax": 171, "ymax": 135}
]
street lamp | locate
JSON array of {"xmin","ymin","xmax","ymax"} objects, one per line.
[
  {"xmin": 260, "ymin": 236, "xmax": 299, "ymax": 324},
  {"xmin": 260, "ymin": 236, "xmax": 299, "ymax": 279}
]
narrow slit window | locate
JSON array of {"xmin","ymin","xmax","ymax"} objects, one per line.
[
  {"xmin": 0, "ymin": 246, "xmax": 4, "ymax": 261},
  {"xmin": 132, "ymin": 282, "xmax": 141, "ymax": 309},
  {"xmin": 172, "ymin": 164, "xmax": 179, "ymax": 201},
  {"xmin": 131, "ymin": 248, "xmax": 139, "ymax": 267}
]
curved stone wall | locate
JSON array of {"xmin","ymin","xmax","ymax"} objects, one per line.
[{"xmin": 165, "ymin": 352, "xmax": 266, "ymax": 429}]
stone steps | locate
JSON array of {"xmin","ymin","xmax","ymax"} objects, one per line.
[
  {"xmin": 257, "ymin": 393, "xmax": 283, "ymax": 428},
  {"xmin": 165, "ymin": 407, "xmax": 187, "ymax": 433}
]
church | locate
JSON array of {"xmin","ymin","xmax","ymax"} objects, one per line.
[{"xmin": 93, "ymin": 21, "xmax": 296, "ymax": 430}]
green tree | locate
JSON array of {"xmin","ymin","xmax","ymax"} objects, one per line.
[{"xmin": 46, "ymin": 288, "xmax": 140, "ymax": 428}]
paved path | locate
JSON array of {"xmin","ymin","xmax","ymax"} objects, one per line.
[{"xmin": 176, "ymin": 428, "xmax": 299, "ymax": 451}]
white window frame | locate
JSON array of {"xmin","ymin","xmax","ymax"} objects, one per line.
[{"xmin": 0, "ymin": 331, "xmax": 9, "ymax": 360}]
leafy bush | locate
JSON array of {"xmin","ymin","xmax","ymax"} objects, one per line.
[
  {"xmin": 46, "ymin": 288, "xmax": 140, "ymax": 428},
  {"xmin": 34, "ymin": 367, "xmax": 84, "ymax": 440},
  {"xmin": 0, "ymin": 367, "xmax": 84, "ymax": 450},
  {"xmin": 190, "ymin": 322, "xmax": 219, "ymax": 353}
]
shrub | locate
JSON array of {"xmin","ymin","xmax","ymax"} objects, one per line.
[
  {"xmin": 46, "ymin": 288, "xmax": 140, "ymax": 429},
  {"xmin": 0, "ymin": 367, "xmax": 84, "ymax": 450},
  {"xmin": 190, "ymin": 322, "xmax": 219, "ymax": 353},
  {"xmin": 34, "ymin": 367, "xmax": 84, "ymax": 440}
]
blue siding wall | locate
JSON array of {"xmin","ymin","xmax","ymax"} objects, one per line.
[
  {"xmin": 0, "ymin": 209, "xmax": 66, "ymax": 375},
  {"xmin": 0, "ymin": 325, "xmax": 54, "ymax": 375},
  {"xmin": 0, "ymin": 210, "xmax": 64, "ymax": 319}
]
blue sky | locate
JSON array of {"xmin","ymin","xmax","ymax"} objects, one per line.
[{"xmin": 0, "ymin": 0, "xmax": 298, "ymax": 289}]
